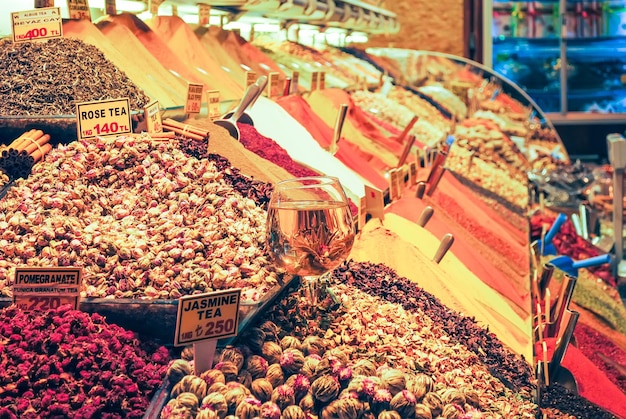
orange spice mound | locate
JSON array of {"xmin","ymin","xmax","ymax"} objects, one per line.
[
  {"xmin": 144, "ymin": 15, "xmax": 243, "ymax": 102},
  {"xmin": 98, "ymin": 13, "xmax": 207, "ymax": 86}
]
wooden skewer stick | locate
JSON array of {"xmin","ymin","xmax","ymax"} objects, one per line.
[
  {"xmin": 417, "ymin": 206, "xmax": 434, "ymax": 227},
  {"xmin": 433, "ymin": 233, "xmax": 454, "ymax": 263},
  {"xmin": 415, "ymin": 181, "xmax": 426, "ymax": 199}
]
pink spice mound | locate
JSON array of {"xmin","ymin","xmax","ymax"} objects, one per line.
[{"xmin": 0, "ymin": 305, "xmax": 170, "ymax": 418}]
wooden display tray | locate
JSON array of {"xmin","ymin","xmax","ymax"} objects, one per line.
[{"xmin": 0, "ymin": 275, "xmax": 294, "ymax": 344}]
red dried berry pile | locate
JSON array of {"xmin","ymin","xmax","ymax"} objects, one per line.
[
  {"xmin": 530, "ymin": 213, "xmax": 615, "ymax": 286},
  {"xmin": 0, "ymin": 305, "xmax": 170, "ymax": 418}
]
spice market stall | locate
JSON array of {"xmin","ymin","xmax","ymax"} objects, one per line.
[{"xmin": 1, "ymin": 1, "xmax": 626, "ymax": 418}]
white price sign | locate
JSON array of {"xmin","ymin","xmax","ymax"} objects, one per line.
[
  {"xmin": 268, "ymin": 72, "xmax": 280, "ymax": 98},
  {"xmin": 174, "ymin": 289, "xmax": 241, "ymax": 346},
  {"xmin": 67, "ymin": 0, "xmax": 92, "ymax": 20},
  {"xmin": 207, "ymin": 90, "xmax": 221, "ymax": 120},
  {"xmin": 144, "ymin": 100, "xmax": 162, "ymax": 134},
  {"xmin": 199, "ymin": 3, "xmax": 211, "ymax": 25},
  {"xmin": 76, "ymin": 98, "xmax": 132, "ymax": 139},
  {"xmin": 12, "ymin": 7, "xmax": 62, "ymax": 43},
  {"xmin": 185, "ymin": 83, "xmax": 204, "ymax": 114}
]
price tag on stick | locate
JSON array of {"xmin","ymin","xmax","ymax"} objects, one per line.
[
  {"xmin": 105, "ymin": 0, "xmax": 117, "ymax": 15},
  {"xmin": 174, "ymin": 289, "xmax": 241, "ymax": 374},
  {"xmin": 12, "ymin": 7, "xmax": 63, "ymax": 43},
  {"xmin": 245, "ymin": 71, "xmax": 257, "ymax": 89},
  {"xmin": 76, "ymin": 98, "xmax": 132, "ymax": 139},
  {"xmin": 144, "ymin": 100, "xmax": 162, "ymax": 134},
  {"xmin": 291, "ymin": 71, "xmax": 300, "ymax": 94},
  {"xmin": 364, "ymin": 185, "xmax": 385, "ymax": 222},
  {"xmin": 198, "ymin": 3, "xmax": 211, "ymax": 25},
  {"xmin": 185, "ymin": 83, "xmax": 204, "ymax": 114},
  {"xmin": 13, "ymin": 267, "xmax": 82, "ymax": 312},
  {"xmin": 318, "ymin": 71, "xmax": 326, "ymax": 90},
  {"xmin": 67, "ymin": 0, "xmax": 92, "ymax": 21},
  {"xmin": 149, "ymin": 0, "xmax": 162, "ymax": 15},
  {"xmin": 207, "ymin": 90, "xmax": 221, "ymax": 120},
  {"xmin": 388, "ymin": 169, "xmax": 401, "ymax": 200},
  {"xmin": 311, "ymin": 72, "xmax": 320, "ymax": 91},
  {"xmin": 268, "ymin": 72, "xmax": 280, "ymax": 99},
  {"xmin": 409, "ymin": 162, "xmax": 418, "ymax": 185}
]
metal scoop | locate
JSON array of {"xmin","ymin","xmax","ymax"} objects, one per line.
[
  {"xmin": 214, "ymin": 82, "xmax": 261, "ymax": 140},
  {"xmin": 548, "ymin": 309, "xmax": 580, "ymax": 394},
  {"xmin": 221, "ymin": 76, "xmax": 267, "ymax": 127}
]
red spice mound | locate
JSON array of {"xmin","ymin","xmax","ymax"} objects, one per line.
[
  {"xmin": 238, "ymin": 122, "xmax": 320, "ymax": 179},
  {"xmin": 574, "ymin": 322, "xmax": 626, "ymax": 394},
  {"xmin": 530, "ymin": 213, "xmax": 615, "ymax": 286},
  {"xmin": 237, "ymin": 122, "xmax": 358, "ymax": 216},
  {"xmin": 0, "ymin": 305, "xmax": 169, "ymax": 418}
]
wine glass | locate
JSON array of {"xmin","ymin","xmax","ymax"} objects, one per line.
[{"xmin": 266, "ymin": 176, "xmax": 356, "ymax": 305}]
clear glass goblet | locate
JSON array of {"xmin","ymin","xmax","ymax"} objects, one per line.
[{"xmin": 266, "ymin": 176, "xmax": 356, "ymax": 305}]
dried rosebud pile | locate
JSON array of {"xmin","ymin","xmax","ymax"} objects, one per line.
[
  {"xmin": 329, "ymin": 261, "xmax": 614, "ymax": 418},
  {"xmin": 158, "ymin": 264, "xmax": 547, "ymax": 418},
  {"xmin": 178, "ymin": 134, "xmax": 274, "ymax": 210},
  {"xmin": 261, "ymin": 281, "xmax": 538, "ymax": 417},
  {"xmin": 334, "ymin": 261, "xmax": 534, "ymax": 393},
  {"xmin": 0, "ymin": 134, "xmax": 281, "ymax": 301},
  {"xmin": 0, "ymin": 305, "xmax": 169, "ymax": 418}
]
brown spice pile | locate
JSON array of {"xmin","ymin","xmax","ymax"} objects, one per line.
[{"xmin": 0, "ymin": 38, "xmax": 149, "ymax": 116}]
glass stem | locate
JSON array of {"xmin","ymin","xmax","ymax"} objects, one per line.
[{"xmin": 302, "ymin": 275, "xmax": 321, "ymax": 306}]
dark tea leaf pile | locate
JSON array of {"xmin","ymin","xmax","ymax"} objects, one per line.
[{"xmin": 0, "ymin": 38, "xmax": 149, "ymax": 116}]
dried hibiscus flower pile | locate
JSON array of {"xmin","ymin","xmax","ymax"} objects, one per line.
[{"xmin": 0, "ymin": 305, "xmax": 169, "ymax": 418}]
